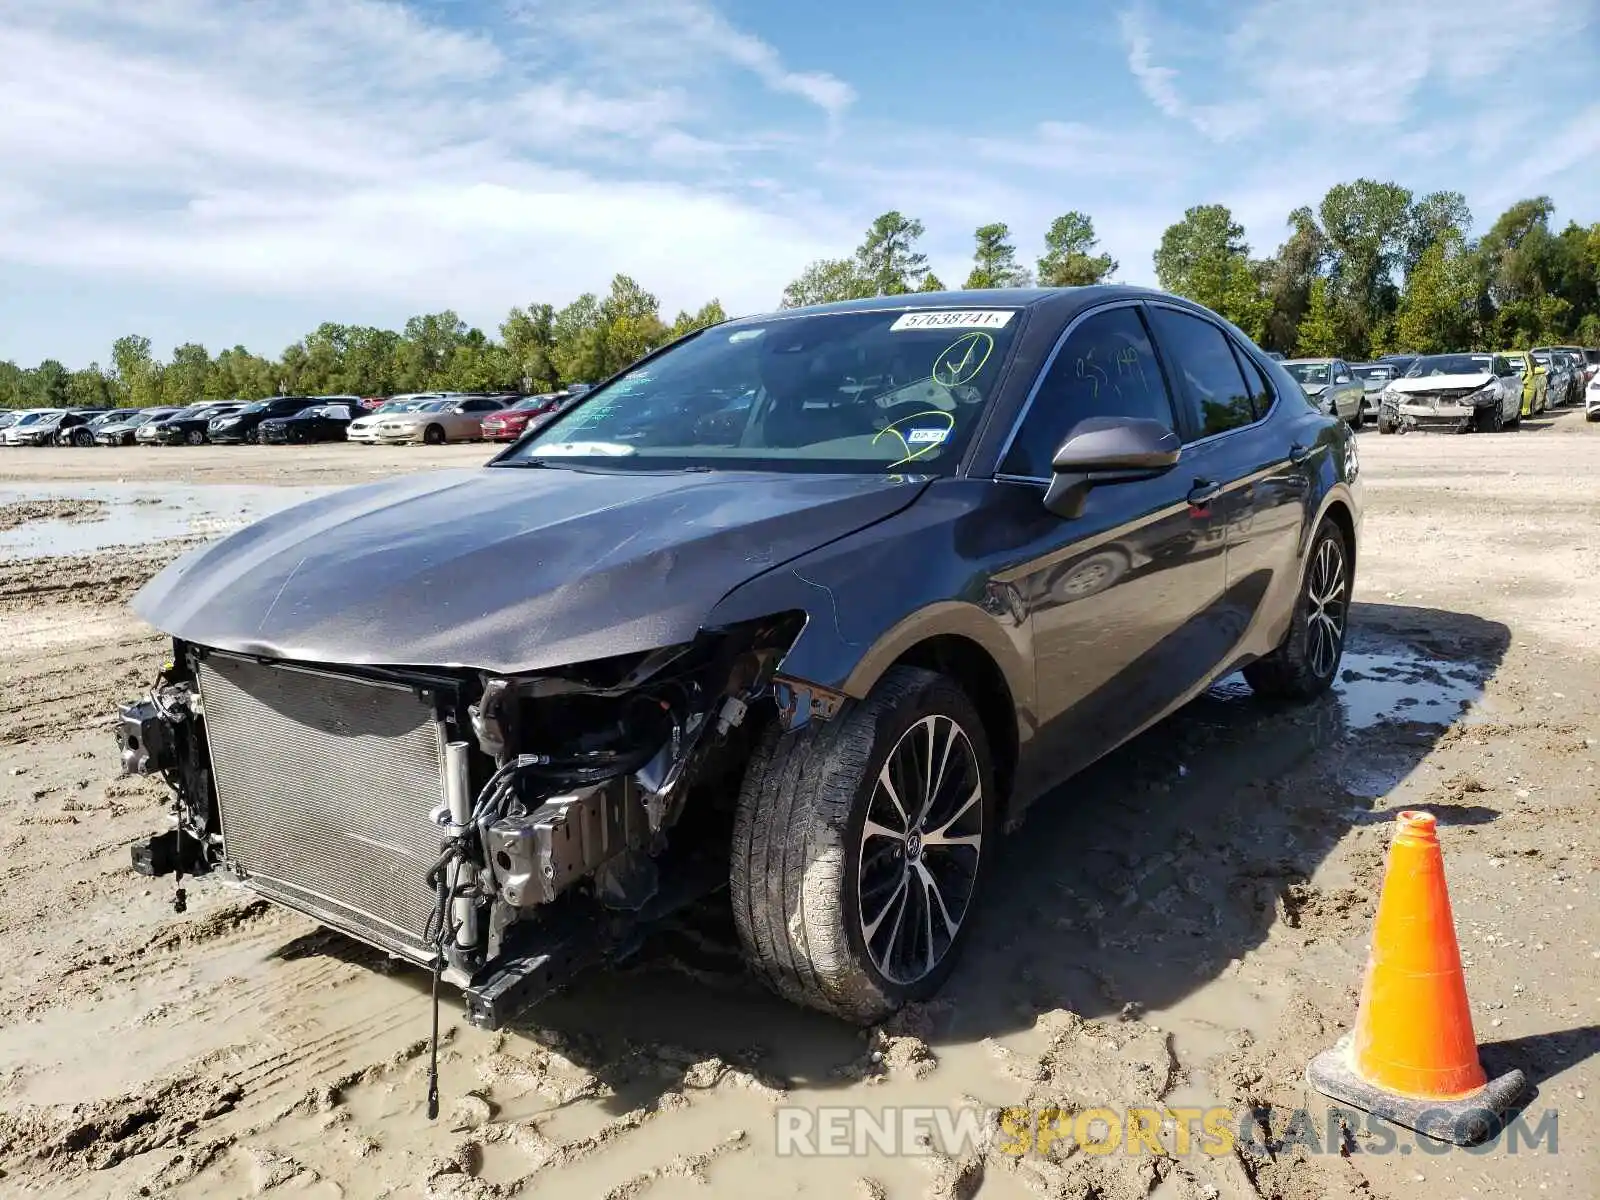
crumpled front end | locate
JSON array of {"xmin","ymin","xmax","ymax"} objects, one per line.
[{"xmin": 116, "ymin": 612, "xmax": 821, "ymax": 1029}]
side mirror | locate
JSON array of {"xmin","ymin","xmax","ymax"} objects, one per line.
[{"xmin": 1043, "ymin": 416, "xmax": 1181, "ymax": 519}]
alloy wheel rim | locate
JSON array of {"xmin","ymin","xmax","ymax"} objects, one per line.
[
  {"xmin": 1305, "ymin": 537, "xmax": 1347, "ymax": 679},
  {"xmin": 856, "ymin": 714, "xmax": 983, "ymax": 986}
]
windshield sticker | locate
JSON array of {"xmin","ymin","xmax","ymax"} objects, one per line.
[
  {"xmin": 932, "ymin": 332, "xmax": 995, "ymax": 387},
  {"xmin": 534, "ymin": 442, "xmax": 636, "ymax": 456},
  {"xmin": 872, "ymin": 410, "xmax": 956, "ymax": 469},
  {"xmin": 891, "ymin": 310, "xmax": 1014, "ymax": 332}
]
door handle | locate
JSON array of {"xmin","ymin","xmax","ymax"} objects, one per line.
[
  {"xmin": 1288, "ymin": 443, "xmax": 1312, "ymax": 464},
  {"xmin": 1187, "ymin": 479, "xmax": 1221, "ymax": 506}
]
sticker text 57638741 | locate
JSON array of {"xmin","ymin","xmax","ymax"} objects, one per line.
[{"xmin": 890, "ymin": 310, "xmax": 1015, "ymax": 332}]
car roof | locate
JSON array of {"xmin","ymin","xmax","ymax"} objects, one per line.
[
  {"xmin": 1281, "ymin": 357, "xmax": 1335, "ymax": 365},
  {"xmin": 726, "ymin": 284, "xmax": 1165, "ymax": 325}
]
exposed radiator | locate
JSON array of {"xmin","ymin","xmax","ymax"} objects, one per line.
[{"xmin": 196, "ymin": 652, "xmax": 448, "ymax": 963}]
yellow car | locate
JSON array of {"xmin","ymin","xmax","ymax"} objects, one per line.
[{"xmin": 1499, "ymin": 351, "xmax": 1547, "ymax": 417}]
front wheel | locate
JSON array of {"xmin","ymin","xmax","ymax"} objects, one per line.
[
  {"xmin": 72, "ymin": 427, "xmax": 93, "ymax": 447},
  {"xmin": 1475, "ymin": 403, "xmax": 1503, "ymax": 433},
  {"xmin": 1377, "ymin": 409, "xmax": 1398, "ymax": 434},
  {"xmin": 1243, "ymin": 518, "xmax": 1350, "ymax": 702},
  {"xmin": 245, "ymin": 426, "xmax": 259, "ymax": 444},
  {"xmin": 423, "ymin": 424, "xmax": 446, "ymax": 446},
  {"xmin": 731, "ymin": 667, "xmax": 996, "ymax": 1024},
  {"xmin": 186, "ymin": 429, "xmax": 205, "ymax": 446}
]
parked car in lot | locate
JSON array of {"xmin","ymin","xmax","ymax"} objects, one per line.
[
  {"xmin": 1497, "ymin": 351, "xmax": 1547, "ymax": 417},
  {"xmin": 151, "ymin": 403, "xmax": 243, "ymax": 445},
  {"xmin": 1587, "ymin": 370, "xmax": 1600, "ymax": 421},
  {"xmin": 1350, "ymin": 362, "xmax": 1397, "ymax": 416},
  {"xmin": 49, "ymin": 408, "xmax": 137, "ymax": 445},
  {"xmin": 95, "ymin": 407, "xmax": 181, "ymax": 445},
  {"xmin": 1583, "ymin": 348, "xmax": 1600, "ymax": 386},
  {"xmin": 480, "ymin": 393, "xmax": 570, "ymax": 441},
  {"xmin": 347, "ymin": 396, "xmax": 445, "ymax": 444},
  {"xmin": 209, "ymin": 395, "xmax": 356, "ymax": 443},
  {"xmin": 1282, "ymin": 358, "xmax": 1366, "ymax": 426},
  {"xmin": 260, "ymin": 403, "xmax": 361, "ymax": 444},
  {"xmin": 0, "ymin": 411, "xmax": 20, "ymax": 435},
  {"xmin": 1530, "ymin": 350, "xmax": 1574, "ymax": 407},
  {"xmin": 364, "ymin": 395, "xmax": 507, "ymax": 444},
  {"xmin": 1376, "ymin": 353, "xmax": 1419, "ymax": 379},
  {"xmin": 1, "ymin": 409, "xmax": 67, "ymax": 446},
  {"xmin": 1532, "ymin": 347, "xmax": 1586, "ymax": 406},
  {"xmin": 117, "ymin": 285, "xmax": 1362, "ymax": 1036},
  {"xmin": 4, "ymin": 407, "xmax": 111, "ymax": 446},
  {"xmin": 1377, "ymin": 352, "xmax": 1522, "ymax": 433}
]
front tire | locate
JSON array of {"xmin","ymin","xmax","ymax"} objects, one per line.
[
  {"xmin": 186, "ymin": 429, "xmax": 205, "ymax": 446},
  {"xmin": 71, "ymin": 427, "xmax": 93, "ymax": 447},
  {"xmin": 1243, "ymin": 518, "xmax": 1350, "ymax": 702},
  {"xmin": 1377, "ymin": 409, "xmax": 1397, "ymax": 434},
  {"xmin": 423, "ymin": 424, "xmax": 446, "ymax": 445},
  {"xmin": 731, "ymin": 667, "xmax": 996, "ymax": 1024}
]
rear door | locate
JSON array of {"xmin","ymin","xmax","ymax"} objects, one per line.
[
  {"xmin": 996, "ymin": 301, "xmax": 1230, "ymax": 788},
  {"xmin": 1143, "ymin": 304, "xmax": 1311, "ymax": 670}
]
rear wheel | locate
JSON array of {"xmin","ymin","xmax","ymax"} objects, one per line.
[
  {"xmin": 423, "ymin": 424, "xmax": 446, "ymax": 446},
  {"xmin": 731, "ymin": 666, "xmax": 996, "ymax": 1024},
  {"xmin": 71, "ymin": 427, "xmax": 93, "ymax": 447},
  {"xmin": 245, "ymin": 426, "xmax": 259, "ymax": 444},
  {"xmin": 1243, "ymin": 518, "xmax": 1350, "ymax": 702}
]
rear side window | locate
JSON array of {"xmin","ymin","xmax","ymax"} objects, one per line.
[
  {"xmin": 1000, "ymin": 306, "xmax": 1177, "ymax": 478},
  {"xmin": 1146, "ymin": 308, "xmax": 1256, "ymax": 440},
  {"xmin": 465, "ymin": 398, "xmax": 502, "ymax": 411},
  {"xmin": 1232, "ymin": 348, "xmax": 1275, "ymax": 420}
]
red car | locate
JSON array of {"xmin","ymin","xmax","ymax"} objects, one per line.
[{"xmin": 481, "ymin": 393, "xmax": 569, "ymax": 441}]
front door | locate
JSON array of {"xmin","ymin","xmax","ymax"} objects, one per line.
[{"xmin": 993, "ymin": 302, "xmax": 1230, "ymax": 795}]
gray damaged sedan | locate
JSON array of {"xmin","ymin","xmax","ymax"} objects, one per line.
[{"xmin": 116, "ymin": 287, "xmax": 1361, "ymax": 1106}]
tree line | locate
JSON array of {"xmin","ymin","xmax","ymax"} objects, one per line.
[
  {"xmin": 4, "ymin": 180, "xmax": 1598, "ymax": 410},
  {"xmin": 0, "ymin": 275, "xmax": 726, "ymax": 410}
]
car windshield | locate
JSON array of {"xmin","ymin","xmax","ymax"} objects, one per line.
[
  {"xmin": 1587, "ymin": 350, "xmax": 1599, "ymax": 365},
  {"xmin": 1532, "ymin": 352, "xmax": 1551, "ymax": 366},
  {"xmin": 415, "ymin": 400, "xmax": 454, "ymax": 412},
  {"xmin": 511, "ymin": 395, "xmax": 555, "ymax": 411},
  {"xmin": 15, "ymin": 412, "xmax": 53, "ymax": 426},
  {"xmin": 1351, "ymin": 365, "xmax": 1391, "ymax": 381},
  {"xmin": 501, "ymin": 308, "xmax": 1023, "ymax": 474},
  {"xmin": 1404, "ymin": 354, "xmax": 1492, "ymax": 377},
  {"xmin": 1504, "ymin": 355, "xmax": 1527, "ymax": 371},
  {"xmin": 1285, "ymin": 363, "xmax": 1331, "ymax": 385}
]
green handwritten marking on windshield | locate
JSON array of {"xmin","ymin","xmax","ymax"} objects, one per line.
[
  {"xmin": 932, "ymin": 332, "xmax": 994, "ymax": 388},
  {"xmin": 872, "ymin": 409, "xmax": 956, "ymax": 469}
]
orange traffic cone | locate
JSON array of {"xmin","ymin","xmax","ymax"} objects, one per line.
[{"xmin": 1307, "ymin": 810, "xmax": 1525, "ymax": 1145}]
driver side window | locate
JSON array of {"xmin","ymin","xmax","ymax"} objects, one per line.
[{"xmin": 1000, "ymin": 307, "xmax": 1176, "ymax": 479}]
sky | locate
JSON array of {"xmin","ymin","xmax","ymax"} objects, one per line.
[{"xmin": 2, "ymin": 0, "xmax": 1598, "ymax": 367}]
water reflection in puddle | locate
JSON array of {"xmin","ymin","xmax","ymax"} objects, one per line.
[{"xmin": 0, "ymin": 483, "xmax": 337, "ymax": 561}]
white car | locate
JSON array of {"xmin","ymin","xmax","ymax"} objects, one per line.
[
  {"xmin": 347, "ymin": 396, "xmax": 451, "ymax": 444},
  {"xmin": 1586, "ymin": 372, "xmax": 1600, "ymax": 422},
  {"xmin": 1, "ymin": 409, "xmax": 67, "ymax": 446},
  {"xmin": 365, "ymin": 396, "xmax": 506, "ymax": 445},
  {"xmin": 1376, "ymin": 352, "xmax": 1523, "ymax": 434}
]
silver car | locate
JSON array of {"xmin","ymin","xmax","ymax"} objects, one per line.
[
  {"xmin": 1282, "ymin": 358, "xmax": 1366, "ymax": 426},
  {"xmin": 366, "ymin": 396, "xmax": 507, "ymax": 445}
]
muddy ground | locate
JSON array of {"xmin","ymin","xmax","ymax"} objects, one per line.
[{"xmin": 0, "ymin": 415, "xmax": 1596, "ymax": 1199}]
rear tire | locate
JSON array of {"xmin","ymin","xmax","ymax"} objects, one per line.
[
  {"xmin": 245, "ymin": 426, "xmax": 259, "ymax": 445},
  {"xmin": 1243, "ymin": 518, "xmax": 1350, "ymax": 703},
  {"xmin": 731, "ymin": 666, "xmax": 996, "ymax": 1024},
  {"xmin": 71, "ymin": 427, "xmax": 93, "ymax": 447}
]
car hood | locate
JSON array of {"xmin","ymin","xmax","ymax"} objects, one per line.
[
  {"xmin": 133, "ymin": 466, "xmax": 929, "ymax": 674},
  {"xmin": 1386, "ymin": 373, "xmax": 1493, "ymax": 393}
]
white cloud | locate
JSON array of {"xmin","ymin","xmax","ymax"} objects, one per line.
[
  {"xmin": 1120, "ymin": 0, "xmax": 1587, "ymax": 141},
  {"xmin": 0, "ymin": 0, "xmax": 856, "ymax": 344}
]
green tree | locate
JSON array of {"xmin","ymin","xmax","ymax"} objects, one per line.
[
  {"xmin": 1037, "ymin": 212, "xmax": 1116, "ymax": 286},
  {"xmin": 917, "ymin": 271, "xmax": 946, "ymax": 292},
  {"xmin": 667, "ymin": 300, "xmax": 728, "ymax": 341},
  {"xmin": 1317, "ymin": 179, "xmax": 1415, "ymax": 357},
  {"xmin": 28, "ymin": 360, "xmax": 72, "ymax": 407},
  {"xmin": 501, "ymin": 303, "xmax": 561, "ymax": 392},
  {"xmin": 1154, "ymin": 204, "xmax": 1266, "ymax": 336},
  {"xmin": 780, "ymin": 257, "xmax": 871, "ymax": 308},
  {"xmin": 161, "ymin": 342, "xmax": 211, "ymax": 407},
  {"xmin": 1295, "ymin": 278, "xmax": 1340, "ymax": 356},
  {"xmin": 111, "ymin": 334, "xmax": 163, "ymax": 406},
  {"xmin": 964, "ymin": 223, "xmax": 1030, "ymax": 289},
  {"xmin": 1394, "ymin": 234, "xmax": 1477, "ymax": 354},
  {"xmin": 599, "ymin": 274, "xmax": 668, "ymax": 373},
  {"xmin": 552, "ymin": 293, "xmax": 608, "ymax": 382},
  {"xmin": 1261, "ymin": 207, "xmax": 1327, "ymax": 353},
  {"xmin": 69, "ymin": 364, "xmax": 116, "ymax": 408},
  {"xmin": 854, "ymin": 211, "xmax": 929, "ymax": 295}
]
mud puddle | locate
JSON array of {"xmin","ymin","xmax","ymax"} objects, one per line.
[{"xmin": 0, "ymin": 483, "xmax": 336, "ymax": 561}]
